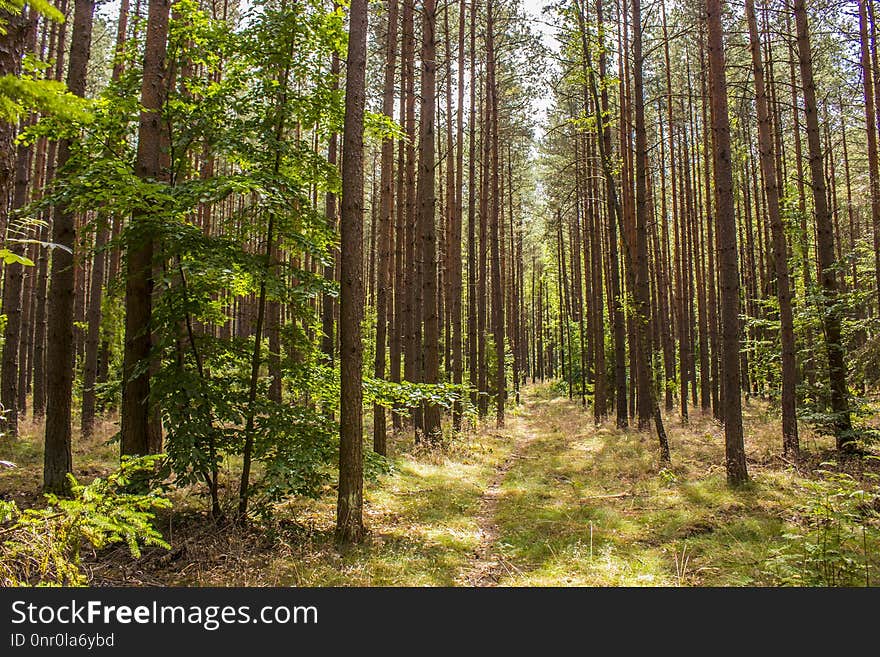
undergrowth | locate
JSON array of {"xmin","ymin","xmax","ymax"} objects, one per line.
[{"xmin": 0, "ymin": 455, "xmax": 170, "ymax": 586}]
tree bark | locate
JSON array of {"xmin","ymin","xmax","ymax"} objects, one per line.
[
  {"xmin": 451, "ymin": 0, "xmax": 465, "ymax": 430},
  {"xmin": 707, "ymin": 0, "xmax": 747, "ymax": 485},
  {"xmin": 373, "ymin": 0, "xmax": 398, "ymax": 456},
  {"xmin": 0, "ymin": 9, "xmax": 29, "ymax": 438},
  {"xmin": 121, "ymin": 0, "xmax": 170, "ymax": 458},
  {"xmin": 336, "ymin": 0, "xmax": 368, "ymax": 544},
  {"xmin": 794, "ymin": 0, "xmax": 853, "ymax": 450},
  {"xmin": 746, "ymin": 0, "xmax": 798, "ymax": 459},
  {"xmin": 632, "ymin": 0, "xmax": 670, "ymax": 460},
  {"xmin": 45, "ymin": 0, "xmax": 96, "ymax": 493},
  {"xmin": 419, "ymin": 0, "xmax": 441, "ymax": 440},
  {"xmin": 487, "ymin": 0, "xmax": 504, "ymax": 428},
  {"xmin": 322, "ymin": 52, "xmax": 339, "ymax": 367}
]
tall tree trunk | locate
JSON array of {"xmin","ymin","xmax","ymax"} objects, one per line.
[
  {"xmin": 451, "ymin": 0, "xmax": 465, "ymax": 430},
  {"xmin": 632, "ymin": 0, "xmax": 670, "ymax": 460},
  {"xmin": 859, "ymin": 0, "xmax": 880, "ymax": 318},
  {"xmin": 402, "ymin": 0, "xmax": 421, "ymax": 433},
  {"xmin": 0, "ymin": 10, "xmax": 29, "ymax": 438},
  {"xmin": 419, "ymin": 0, "xmax": 441, "ymax": 440},
  {"xmin": 5, "ymin": 108, "xmax": 35, "ymax": 432},
  {"xmin": 466, "ymin": 0, "xmax": 478, "ymax": 417},
  {"xmin": 390, "ymin": 10, "xmax": 407, "ymax": 431},
  {"xmin": 336, "ymin": 0, "xmax": 368, "ymax": 544},
  {"xmin": 746, "ymin": 0, "xmax": 798, "ymax": 458},
  {"xmin": 487, "ymin": 0, "xmax": 504, "ymax": 427},
  {"xmin": 477, "ymin": 49, "xmax": 489, "ymax": 419},
  {"xmin": 81, "ymin": 0, "xmax": 130, "ymax": 438},
  {"xmin": 794, "ymin": 0, "xmax": 853, "ymax": 450},
  {"xmin": 707, "ymin": 0, "xmax": 748, "ymax": 485},
  {"xmin": 121, "ymin": 0, "xmax": 170, "ymax": 457},
  {"xmin": 322, "ymin": 52, "xmax": 340, "ymax": 366},
  {"xmin": 45, "ymin": 0, "xmax": 96, "ymax": 493},
  {"xmin": 583, "ymin": 0, "xmax": 626, "ymax": 428},
  {"xmin": 374, "ymin": 0, "xmax": 398, "ymax": 455}
]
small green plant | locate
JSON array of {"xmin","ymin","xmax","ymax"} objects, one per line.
[
  {"xmin": 763, "ymin": 461, "xmax": 880, "ymax": 586},
  {"xmin": 659, "ymin": 467, "xmax": 678, "ymax": 486},
  {"xmin": 0, "ymin": 455, "xmax": 171, "ymax": 586}
]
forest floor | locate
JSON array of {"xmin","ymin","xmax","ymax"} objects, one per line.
[{"xmin": 2, "ymin": 383, "xmax": 879, "ymax": 586}]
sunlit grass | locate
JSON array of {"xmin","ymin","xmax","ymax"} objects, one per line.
[
  {"xmin": 3, "ymin": 384, "xmax": 877, "ymax": 587},
  {"xmin": 266, "ymin": 425, "xmax": 514, "ymax": 587},
  {"xmin": 486, "ymin": 384, "xmax": 843, "ymax": 586}
]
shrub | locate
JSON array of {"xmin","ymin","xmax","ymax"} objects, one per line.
[
  {"xmin": 763, "ymin": 461, "xmax": 880, "ymax": 586},
  {"xmin": 0, "ymin": 455, "xmax": 171, "ymax": 586}
]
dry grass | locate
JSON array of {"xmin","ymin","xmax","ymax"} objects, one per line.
[{"xmin": 2, "ymin": 387, "xmax": 877, "ymax": 587}]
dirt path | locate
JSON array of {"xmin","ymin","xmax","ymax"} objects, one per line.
[{"xmin": 456, "ymin": 405, "xmax": 538, "ymax": 586}]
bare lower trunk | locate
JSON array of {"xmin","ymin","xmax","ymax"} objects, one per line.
[
  {"xmin": 746, "ymin": 0, "xmax": 798, "ymax": 459},
  {"xmin": 121, "ymin": 0, "xmax": 170, "ymax": 457},
  {"xmin": 707, "ymin": 0, "xmax": 747, "ymax": 485},
  {"xmin": 45, "ymin": 0, "xmax": 96, "ymax": 493},
  {"xmin": 419, "ymin": 0, "xmax": 441, "ymax": 440},
  {"xmin": 794, "ymin": 0, "xmax": 853, "ymax": 451},
  {"xmin": 336, "ymin": 0, "xmax": 368, "ymax": 544},
  {"xmin": 81, "ymin": 220, "xmax": 109, "ymax": 437}
]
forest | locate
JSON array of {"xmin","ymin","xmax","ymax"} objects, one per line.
[{"xmin": 1, "ymin": 0, "xmax": 880, "ymax": 588}]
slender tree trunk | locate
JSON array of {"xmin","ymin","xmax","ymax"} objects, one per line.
[
  {"xmin": 419, "ymin": 0, "xmax": 441, "ymax": 440},
  {"xmin": 631, "ymin": 0, "xmax": 670, "ymax": 459},
  {"xmin": 238, "ymin": 46, "xmax": 296, "ymax": 516},
  {"xmin": 322, "ymin": 52, "xmax": 340, "ymax": 367},
  {"xmin": 580, "ymin": 0, "xmax": 626, "ymax": 428},
  {"xmin": 32, "ymin": 139, "xmax": 56, "ymax": 421},
  {"xmin": 373, "ymin": 0, "xmax": 398, "ymax": 455},
  {"xmin": 707, "ymin": 0, "xmax": 747, "ymax": 485},
  {"xmin": 80, "ymin": 0, "xmax": 131, "ymax": 437},
  {"xmin": 391, "ymin": 8, "xmax": 407, "ymax": 431},
  {"xmin": 746, "ymin": 0, "xmax": 798, "ymax": 458},
  {"xmin": 859, "ymin": 0, "xmax": 880, "ymax": 318},
  {"xmin": 336, "ymin": 0, "xmax": 368, "ymax": 544},
  {"xmin": 6, "ymin": 111, "xmax": 35, "ymax": 429},
  {"xmin": 402, "ymin": 0, "xmax": 421, "ymax": 433},
  {"xmin": 451, "ymin": 0, "xmax": 465, "ymax": 430},
  {"xmin": 466, "ymin": 0, "xmax": 478, "ymax": 417},
  {"xmin": 45, "ymin": 0, "xmax": 96, "ymax": 493},
  {"xmin": 794, "ymin": 0, "xmax": 853, "ymax": 450},
  {"xmin": 477, "ymin": 53, "xmax": 489, "ymax": 419},
  {"xmin": 487, "ymin": 0, "xmax": 504, "ymax": 427},
  {"xmin": 81, "ymin": 219, "xmax": 109, "ymax": 438},
  {"xmin": 0, "ymin": 10, "xmax": 29, "ymax": 438},
  {"xmin": 121, "ymin": 0, "xmax": 170, "ymax": 457}
]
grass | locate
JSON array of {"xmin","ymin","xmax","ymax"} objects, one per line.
[
  {"xmin": 2, "ymin": 385, "xmax": 878, "ymax": 586},
  {"xmin": 486, "ymin": 385, "xmax": 869, "ymax": 586}
]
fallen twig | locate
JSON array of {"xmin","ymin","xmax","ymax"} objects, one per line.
[{"xmin": 581, "ymin": 492, "xmax": 632, "ymax": 500}]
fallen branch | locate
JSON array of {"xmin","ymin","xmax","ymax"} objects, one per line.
[{"xmin": 581, "ymin": 492, "xmax": 632, "ymax": 500}]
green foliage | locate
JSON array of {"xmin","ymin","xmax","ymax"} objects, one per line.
[
  {"xmin": 0, "ymin": 247, "xmax": 34, "ymax": 266},
  {"xmin": 763, "ymin": 463, "xmax": 880, "ymax": 586},
  {"xmin": 0, "ymin": 2, "xmax": 91, "ymax": 125},
  {"xmin": 365, "ymin": 377, "xmax": 474, "ymax": 418},
  {"xmin": 0, "ymin": 0, "xmax": 63, "ymax": 31},
  {"xmin": 364, "ymin": 110, "xmax": 405, "ymax": 144},
  {"xmin": 0, "ymin": 75, "xmax": 92, "ymax": 124},
  {"xmin": 89, "ymin": 0, "xmax": 344, "ymax": 515},
  {"xmin": 0, "ymin": 456, "xmax": 170, "ymax": 586}
]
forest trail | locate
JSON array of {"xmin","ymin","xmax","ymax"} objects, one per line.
[
  {"xmin": 3, "ymin": 382, "xmax": 852, "ymax": 587},
  {"xmin": 444, "ymin": 385, "xmax": 817, "ymax": 587},
  {"xmin": 456, "ymin": 402, "xmax": 539, "ymax": 586}
]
